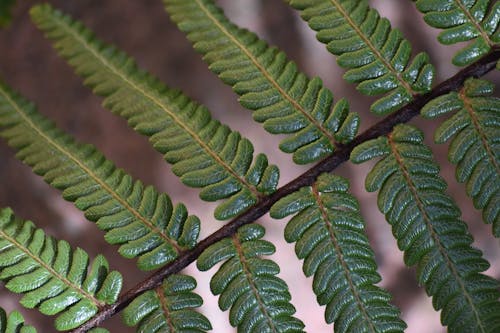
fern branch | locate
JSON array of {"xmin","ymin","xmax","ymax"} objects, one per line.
[
  {"xmin": 414, "ymin": 0, "xmax": 500, "ymax": 66},
  {"xmin": 30, "ymin": 4, "xmax": 280, "ymax": 220},
  {"xmin": 0, "ymin": 208, "xmax": 122, "ymax": 331},
  {"xmin": 351, "ymin": 124, "xmax": 500, "ymax": 332},
  {"xmin": 271, "ymin": 173, "xmax": 406, "ymax": 332},
  {"xmin": 164, "ymin": 0, "xmax": 360, "ymax": 164},
  {"xmin": 287, "ymin": 0, "xmax": 435, "ymax": 115},
  {"xmin": 69, "ymin": 48, "xmax": 500, "ymax": 333},
  {"xmin": 0, "ymin": 80, "xmax": 201, "ymax": 272},
  {"xmin": 421, "ymin": 78, "xmax": 499, "ymax": 234}
]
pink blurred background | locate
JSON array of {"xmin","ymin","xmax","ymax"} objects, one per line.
[{"xmin": 0, "ymin": 0, "xmax": 498, "ymax": 332}]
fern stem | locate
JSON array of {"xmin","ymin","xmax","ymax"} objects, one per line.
[
  {"xmin": 69, "ymin": 47, "xmax": 500, "ymax": 333},
  {"xmin": 453, "ymin": 0, "xmax": 494, "ymax": 48}
]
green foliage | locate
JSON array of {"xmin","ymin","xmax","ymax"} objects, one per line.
[
  {"xmin": 421, "ymin": 78, "xmax": 499, "ymax": 235},
  {"xmin": 351, "ymin": 124, "xmax": 500, "ymax": 332},
  {"xmin": 271, "ymin": 173, "xmax": 406, "ymax": 332},
  {"xmin": 0, "ymin": 308, "xmax": 36, "ymax": 333},
  {"xmin": 164, "ymin": 0, "xmax": 360, "ymax": 164},
  {"xmin": 123, "ymin": 274, "xmax": 211, "ymax": 332},
  {"xmin": 0, "ymin": 1, "xmax": 499, "ymax": 332},
  {"xmin": 30, "ymin": 4, "xmax": 280, "ymax": 221},
  {"xmin": 0, "ymin": 208, "xmax": 122, "ymax": 331},
  {"xmin": 0, "ymin": 0, "xmax": 16, "ymax": 27},
  {"xmin": 0, "ymin": 80, "xmax": 200, "ymax": 272},
  {"xmin": 288, "ymin": 0, "xmax": 435, "ymax": 115},
  {"xmin": 197, "ymin": 224, "xmax": 305, "ymax": 332},
  {"xmin": 414, "ymin": 0, "xmax": 500, "ymax": 66}
]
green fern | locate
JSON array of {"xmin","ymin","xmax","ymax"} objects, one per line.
[
  {"xmin": 421, "ymin": 78, "xmax": 499, "ymax": 235},
  {"xmin": 0, "ymin": 308, "xmax": 36, "ymax": 333},
  {"xmin": 164, "ymin": 0, "xmax": 360, "ymax": 164},
  {"xmin": 123, "ymin": 274, "xmax": 211, "ymax": 332},
  {"xmin": 271, "ymin": 173, "xmax": 406, "ymax": 332},
  {"xmin": 0, "ymin": 80, "xmax": 200, "ymax": 272},
  {"xmin": 414, "ymin": 0, "xmax": 500, "ymax": 66},
  {"xmin": 287, "ymin": 0, "xmax": 435, "ymax": 115},
  {"xmin": 30, "ymin": 4, "xmax": 279, "ymax": 221},
  {"xmin": 0, "ymin": 208, "xmax": 122, "ymax": 331},
  {"xmin": 197, "ymin": 223, "xmax": 305, "ymax": 332},
  {"xmin": 351, "ymin": 124, "xmax": 500, "ymax": 332}
]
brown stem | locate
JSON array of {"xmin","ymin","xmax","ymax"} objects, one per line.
[{"xmin": 71, "ymin": 48, "xmax": 500, "ymax": 333}]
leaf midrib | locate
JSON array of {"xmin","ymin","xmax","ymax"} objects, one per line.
[
  {"xmin": 194, "ymin": 0, "xmax": 339, "ymax": 148},
  {"xmin": 460, "ymin": 90, "xmax": 500, "ymax": 176},
  {"xmin": 329, "ymin": 0, "xmax": 417, "ymax": 96},
  {"xmin": 312, "ymin": 184, "xmax": 377, "ymax": 333},
  {"xmin": 0, "ymin": 86, "xmax": 183, "ymax": 256},
  {"xmin": 48, "ymin": 11, "xmax": 260, "ymax": 200},
  {"xmin": 453, "ymin": 0, "xmax": 494, "ymax": 47},
  {"xmin": 388, "ymin": 134, "xmax": 486, "ymax": 333},
  {"xmin": 0, "ymin": 225, "xmax": 103, "ymax": 307}
]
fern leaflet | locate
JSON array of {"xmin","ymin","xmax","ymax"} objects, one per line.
[
  {"xmin": 30, "ymin": 4, "xmax": 279, "ymax": 221},
  {"xmin": 351, "ymin": 124, "xmax": 500, "ymax": 332},
  {"xmin": 197, "ymin": 223, "xmax": 305, "ymax": 332},
  {"xmin": 287, "ymin": 0, "xmax": 435, "ymax": 115},
  {"xmin": 164, "ymin": 0, "xmax": 360, "ymax": 165},
  {"xmin": 271, "ymin": 173, "xmax": 406, "ymax": 333},
  {"xmin": 0, "ymin": 208, "xmax": 122, "ymax": 331},
  {"xmin": 0, "ymin": 308, "xmax": 36, "ymax": 333},
  {"xmin": 421, "ymin": 78, "xmax": 499, "ymax": 235},
  {"xmin": 123, "ymin": 274, "xmax": 212, "ymax": 332},
  {"xmin": 0, "ymin": 80, "xmax": 200, "ymax": 272},
  {"xmin": 414, "ymin": 0, "xmax": 500, "ymax": 66}
]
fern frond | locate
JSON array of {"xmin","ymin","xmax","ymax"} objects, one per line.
[
  {"xmin": 270, "ymin": 173, "xmax": 406, "ymax": 332},
  {"xmin": 287, "ymin": 0, "xmax": 435, "ymax": 115},
  {"xmin": 163, "ymin": 0, "xmax": 360, "ymax": 165},
  {"xmin": 197, "ymin": 223, "xmax": 305, "ymax": 332},
  {"xmin": 414, "ymin": 0, "xmax": 500, "ymax": 66},
  {"xmin": 30, "ymin": 4, "xmax": 279, "ymax": 220},
  {"xmin": 0, "ymin": 81, "xmax": 200, "ymax": 271},
  {"xmin": 0, "ymin": 308, "xmax": 36, "ymax": 333},
  {"xmin": 0, "ymin": 208, "xmax": 122, "ymax": 331},
  {"xmin": 123, "ymin": 274, "xmax": 212, "ymax": 332},
  {"xmin": 351, "ymin": 124, "xmax": 500, "ymax": 332},
  {"xmin": 421, "ymin": 78, "xmax": 499, "ymax": 235}
]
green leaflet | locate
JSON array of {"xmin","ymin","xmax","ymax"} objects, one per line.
[
  {"xmin": 30, "ymin": 4, "xmax": 279, "ymax": 221},
  {"xmin": 288, "ymin": 0, "xmax": 435, "ymax": 115},
  {"xmin": 0, "ymin": 208, "xmax": 122, "ymax": 331},
  {"xmin": 123, "ymin": 274, "xmax": 211, "ymax": 332},
  {"xmin": 0, "ymin": 308, "xmax": 36, "ymax": 333},
  {"xmin": 197, "ymin": 224, "xmax": 305, "ymax": 332},
  {"xmin": 271, "ymin": 173, "xmax": 406, "ymax": 332},
  {"xmin": 421, "ymin": 78, "xmax": 499, "ymax": 235},
  {"xmin": 163, "ymin": 0, "xmax": 360, "ymax": 165},
  {"xmin": 0, "ymin": 80, "xmax": 200, "ymax": 271},
  {"xmin": 414, "ymin": 0, "xmax": 500, "ymax": 66},
  {"xmin": 351, "ymin": 124, "xmax": 500, "ymax": 333}
]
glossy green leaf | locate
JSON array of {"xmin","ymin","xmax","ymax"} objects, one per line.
[
  {"xmin": 123, "ymin": 274, "xmax": 212, "ymax": 332},
  {"xmin": 163, "ymin": 0, "xmax": 360, "ymax": 164},
  {"xmin": 271, "ymin": 173, "xmax": 406, "ymax": 332},
  {"xmin": 0, "ymin": 80, "xmax": 200, "ymax": 271},
  {"xmin": 414, "ymin": 0, "xmax": 500, "ymax": 66},
  {"xmin": 197, "ymin": 224, "xmax": 305, "ymax": 332},
  {"xmin": 351, "ymin": 124, "xmax": 500, "ymax": 332},
  {"xmin": 0, "ymin": 308, "xmax": 36, "ymax": 333},
  {"xmin": 288, "ymin": 0, "xmax": 435, "ymax": 115},
  {"xmin": 30, "ymin": 4, "xmax": 279, "ymax": 220},
  {"xmin": 0, "ymin": 208, "xmax": 122, "ymax": 331},
  {"xmin": 422, "ymin": 78, "xmax": 499, "ymax": 235}
]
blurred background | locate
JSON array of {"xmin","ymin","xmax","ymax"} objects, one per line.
[{"xmin": 0, "ymin": 0, "xmax": 498, "ymax": 332}]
